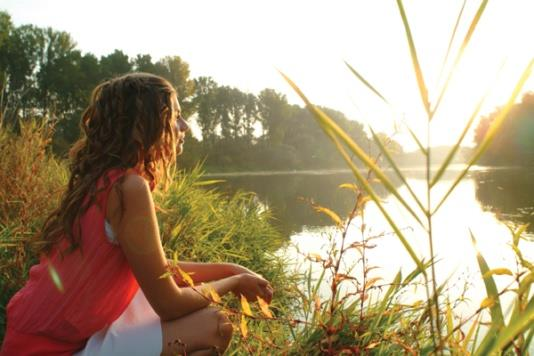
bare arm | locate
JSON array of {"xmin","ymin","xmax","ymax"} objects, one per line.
[
  {"xmin": 171, "ymin": 261, "xmax": 259, "ymax": 286},
  {"xmin": 112, "ymin": 174, "xmax": 270, "ymax": 321}
]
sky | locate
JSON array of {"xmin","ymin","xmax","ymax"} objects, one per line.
[{"xmin": 2, "ymin": 0, "xmax": 533, "ymax": 150}]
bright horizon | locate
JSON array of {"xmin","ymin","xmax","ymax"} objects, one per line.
[{"xmin": 2, "ymin": 0, "xmax": 533, "ymax": 151}]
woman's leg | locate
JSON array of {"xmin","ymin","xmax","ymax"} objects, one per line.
[{"xmin": 161, "ymin": 306, "xmax": 233, "ymax": 356}]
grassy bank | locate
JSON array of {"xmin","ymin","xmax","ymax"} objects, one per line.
[{"xmin": 0, "ymin": 123, "xmax": 299, "ymax": 351}]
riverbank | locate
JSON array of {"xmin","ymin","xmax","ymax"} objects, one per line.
[{"xmin": 0, "ymin": 123, "xmax": 299, "ymax": 351}]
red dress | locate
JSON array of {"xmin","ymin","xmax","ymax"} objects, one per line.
[{"xmin": 1, "ymin": 168, "xmax": 140, "ymax": 355}]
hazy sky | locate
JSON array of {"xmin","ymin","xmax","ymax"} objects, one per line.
[{"xmin": 2, "ymin": 0, "xmax": 533, "ymax": 149}]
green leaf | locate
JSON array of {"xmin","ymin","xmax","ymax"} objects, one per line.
[
  {"xmin": 470, "ymin": 231, "xmax": 504, "ymax": 326},
  {"xmin": 462, "ymin": 314, "xmax": 480, "ymax": 353},
  {"xmin": 518, "ymin": 273, "xmax": 534, "ymax": 296},
  {"xmin": 192, "ymin": 179, "xmax": 226, "ymax": 187},
  {"xmin": 484, "ymin": 295, "xmax": 534, "ymax": 354},
  {"xmin": 471, "ymin": 230, "xmax": 505, "ymax": 356},
  {"xmin": 430, "ymin": 0, "xmax": 489, "ymax": 120},
  {"xmin": 406, "ymin": 124, "xmax": 427, "ymax": 156},
  {"xmin": 436, "ymin": 0, "xmax": 467, "ymax": 86},
  {"xmin": 370, "ymin": 127, "xmax": 426, "ymax": 214},
  {"xmin": 513, "ymin": 224, "xmax": 529, "ymax": 247},
  {"xmin": 446, "ymin": 300, "xmax": 454, "ymax": 341},
  {"xmin": 344, "ymin": 61, "xmax": 389, "ymax": 104},
  {"xmin": 280, "ymin": 70, "xmax": 426, "ymax": 230},
  {"xmin": 326, "ymin": 128, "xmax": 425, "ymax": 274},
  {"xmin": 430, "ymin": 64, "xmax": 501, "ymax": 187},
  {"xmin": 366, "ymin": 271, "xmax": 402, "ymax": 345},
  {"xmin": 396, "ymin": 0, "xmax": 430, "ymax": 116}
]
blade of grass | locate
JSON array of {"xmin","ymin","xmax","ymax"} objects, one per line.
[
  {"xmin": 345, "ymin": 61, "xmax": 390, "ymax": 104},
  {"xmin": 481, "ymin": 295, "xmax": 534, "ymax": 355},
  {"xmin": 430, "ymin": 0, "xmax": 489, "ymax": 120},
  {"xmin": 325, "ymin": 127, "xmax": 425, "ymax": 274},
  {"xmin": 470, "ymin": 230, "xmax": 504, "ymax": 326},
  {"xmin": 433, "ymin": 59, "xmax": 534, "ymax": 215},
  {"xmin": 404, "ymin": 258, "xmax": 432, "ymax": 285},
  {"xmin": 370, "ymin": 127, "xmax": 426, "ymax": 214},
  {"xmin": 406, "ymin": 124, "xmax": 427, "ymax": 156},
  {"xmin": 462, "ymin": 314, "xmax": 481, "ymax": 353},
  {"xmin": 368, "ymin": 270, "xmax": 402, "ymax": 335},
  {"xmin": 280, "ymin": 71, "xmax": 426, "ymax": 229},
  {"xmin": 396, "ymin": 0, "xmax": 431, "ymax": 117},
  {"xmin": 436, "ymin": 0, "xmax": 467, "ymax": 88},
  {"xmin": 445, "ymin": 300, "xmax": 455, "ymax": 348},
  {"xmin": 524, "ymin": 323, "xmax": 534, "ymax": 353},
  {"xmin": 430, "ymin": 61, "xmax": 504, "ymax": 187},
  {"xmin": 470, "ymin": 230, "xmax": 504, "ymax": 356}
]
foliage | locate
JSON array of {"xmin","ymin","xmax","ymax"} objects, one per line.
[
  {"xmin": 0, "ymin": 10, "xmax": 395, "ymax": 173},
  {"xmin": 0, "ymin": 124, "xmax": 298, "ymax": 347},
  {"xmin": 276, "ymin": 0, "xmax": 534, "ymax": 354}
]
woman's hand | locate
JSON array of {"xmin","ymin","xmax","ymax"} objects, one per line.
[
  {"xmin": 228, "ymin": 263, "xmax": 260, "ymax": 277},
  {"xmin": 232, "ymin": 273, "xmax": 274, "ymax": 304}
]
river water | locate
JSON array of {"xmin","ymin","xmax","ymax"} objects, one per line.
[{"xmin": 208, "ymin": 166, "xmax": 534, "ymax": 317}]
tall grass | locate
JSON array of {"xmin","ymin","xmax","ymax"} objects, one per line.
[
  {"xmin": 279, "ymin": 0, "xmax": 534, "ymax": 354},
  {"xmin": 0, "ymin": 122, "xmax": 299, "ymax": 349}
]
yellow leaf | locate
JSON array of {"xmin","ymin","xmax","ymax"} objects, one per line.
[
  {"xmin": 518, "ymin": 272, "xmax": 534, "ymax": 295},
  {"xmin": 158, "ymin": 271, "xmax": 173, "ymax": 279},
  {"xmin": 480, "ymin": 297, "xmax": 495, "ymax": 309},
  {"xmin": 257, "ymin": 296, "xmax": 273, "ymax": 318},
  {"xmin": 208, "ymin": 285, "xmax": 221, "ymax": 303},
  {"xmin": 364, "ymin": 277, "xmax": 383, "ymax": 289},
  {"xmin": 193, "ymin": 179, "xmax": 225, "ymax": 187},
  {"xmin": 412, "ymin": 300, "xmax": 423, "ymax": 307},
  {"xmin": 240, "ymin": 315, "xmax": 248, "ymax": 338},
  {"xmin": 308, "ymin": 253, "xmax": 322, "ymax": 262},
  {"xmin": 366, "ymin": 342, "xmax": 380, "ymax": 350},
  {"xmin": 178, "ymin": 266, "xmax": 194, "ymax": 287},
  {"xmin": 483, "ymin": 268, "xmax": 513, "ymax": 279},
  {"xmin": 240, "ymin": 294, "xmax": 253, "ymax": 317},
  {"xmin": 314, "ymin": 295, "xmax": 321, "ymax": 312},
  {"xmin": 338, "ymin": 183, "xmax": 358, "ymax": 192},
  {"xmin": 313, "ymin": 206, "xmax": 342, "ymax": 226}
]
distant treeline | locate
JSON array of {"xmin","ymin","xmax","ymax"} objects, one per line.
[
  {"xmin": 0, "ymin": 11, "xmax": 394, "ymax": 171},
  {"xmin": 2, "ymin": 10, "xmax": 529, "ymax": 171},
  {"xmin": 474, "ymin": 92, "xmax": 534, "ymax": 166}
]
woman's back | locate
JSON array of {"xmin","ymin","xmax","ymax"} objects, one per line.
[{"xmin": 2, "ymin": 168, "xmax": 139, "ymax": 354}]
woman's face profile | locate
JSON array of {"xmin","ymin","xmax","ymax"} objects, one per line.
[{"xmin": 173, "ymin": 97, "xmax": 189, "ymax": 155}]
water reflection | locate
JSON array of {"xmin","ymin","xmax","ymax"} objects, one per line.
[
  {"xmin": 210, "ymin": 168, "xmax": 534, "ymax": 317},
  {"xmin": 211, "ymin": 171, "xmax": 399, "ymax": 237},
  {"xmin": 473, "ymin": 168, "xmax": 534, "ymax": 233}
]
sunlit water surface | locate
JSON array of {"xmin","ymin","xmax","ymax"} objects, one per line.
[{"xmin": 211, "ymin": 166, "xmax": 534, "ymax": 319}]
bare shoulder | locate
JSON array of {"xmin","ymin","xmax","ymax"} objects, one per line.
[
  {"xmin": 121, "ymin": 172, "xmax": 150, "ymax": 192},
  {"xmin": 107, "ymin": 172, "xmax": 152, "ymax": 223}
]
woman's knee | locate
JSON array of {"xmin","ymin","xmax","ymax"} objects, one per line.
[
  {"xmin": 161, "ymin": 307, "xmax": 233, "ymax": 355},
  {"xmin": 215, "ymin": 309, "xmax": 233, "ymax": 343}
]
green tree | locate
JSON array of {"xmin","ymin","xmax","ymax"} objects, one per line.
[
  {"xmin": 100, "ymin": 49, "xmax": 132, "ymax": 79},
  {"xmin": 132, "ymin": 54, "xmax": 156, "ymax": 73},
  {"xmin": 153, "ymin": 56, "xmax": 195, "ymax": 118},
  {"xmin": 3, "ymin": 24, "xmax": 42, "ymax": 123},
  {"xmin": 193, "ymin": 76, "xmax": 219, "ymax": 144},
  {"xmin": 0, "ymin": 11, "xmax": 14, "ymax": 122},
  {"xmin": 35, "ymin": 28, "xmax": 79, "ymax": 119},
  {"xmin": 474, "ymin": 92, "xmax": 534, "ymax": 165},
  {"xmin": 258, "ymin": 89, "xmax": 291, "ymax": 144}
]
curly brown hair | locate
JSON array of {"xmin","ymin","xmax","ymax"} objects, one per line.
[{"xmin": 38, "ymin": 72, "xmax": 179, "ymax": 255}]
